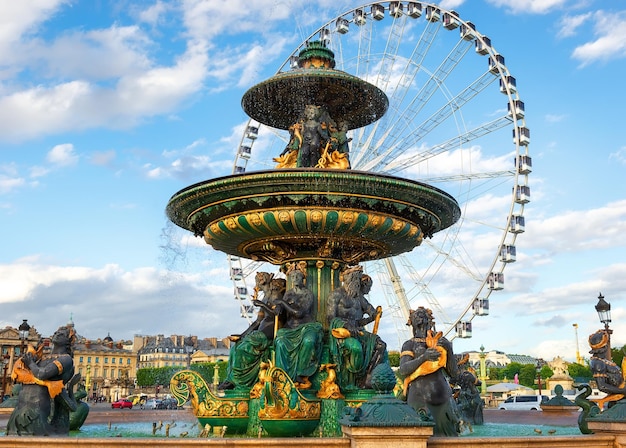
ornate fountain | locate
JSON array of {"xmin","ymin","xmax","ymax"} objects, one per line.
[{"xmin": 166, "ymin": 41, "xmax": 460, "ymax": 437}]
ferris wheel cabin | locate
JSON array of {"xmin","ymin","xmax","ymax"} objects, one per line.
[
  {"xmin": 475, "ymin": 36, "xmax": 492, "ymax": 55},
  {"xmin": 500, "ymin": 75, "xmax": 517, "ymax": 94},
  {"xmin": 460, "ymin": 21, "xmax": 476, "ymax": 40},
  {"xmin": 407, "ymin": 2, "xmax": 422, "ymax": 18},
  {"xmin": 515, "ymin": 185, "xmax": 531, "ymax": 204},
  {"xmin": 516, "ymin": 155, "xmax": 532, "ymax": 174},
  {"xmin": 500, "ymin": 245, "xmax": 516, "ymax": 263},
  {"xmin": 443, "ymin": 11, "xmax": 460, "ymax": 30},
  {"xmin": 473, "ymin": 299, "xmax": 489, "ymax": 316},
  {"xmin": 514, "ymin": 126, "xmax": 531, "ymax": 146},
  {"xmin": 425, "ymin": 6, "xmax": 441, "ymax": 22},
  {"xmin": 509, "ymin": 215, "xmax": 525, "ymax": 234},
  {"xmin": 488, "ymin": 272, "xmax": 504, "ymax": 290},
  {"xmin": 508, "ymin": 100, "xmax": 525, "ymax": 118},
  {"xmin": 489, "ymin": 54, "xmax": 505, "ymax": 74},
  {"xmin": 457, "ymin": 321, "xmax": 472, "ymax": 338}
]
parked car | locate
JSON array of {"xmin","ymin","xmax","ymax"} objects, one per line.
[
  {"xmin": 157, "ymin": 398, "xmax": 180, "ymax": 410},
  {"xmin": 144, "ymin": 398, "xmax": 161, "ymax": 410},
  {"xmin": 111, "ymin": 399, "xmax": 133, "ymax": 409},
  {"xmin": 498, "ymin": 395, "xmax": 548, "ymax": 411}
]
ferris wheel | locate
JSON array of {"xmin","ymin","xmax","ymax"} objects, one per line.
[{"xmin": 228, "ymin": 1, "xmax": 530, "ymax": 348}]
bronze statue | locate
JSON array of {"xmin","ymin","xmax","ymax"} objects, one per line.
[
  {"xmin": 455, "ymin": 369, "xmax": 484, "ymax": 426},
  {"xmin": 273, "ymin": 264, "xmax": 323, "ymax": 389},
  {"xmin": 219, "ymin": 273, "xmax": 285, "ymax": 390},
  {"xmin": 326, "ymin": 266, "xmax": 386, "ymax": 390},
  {"xmin": 588, "ymin": 329, "xmax": 626, "ymax": 409},
  {"xmin": 6, "ymin": 325, "xmax": 79, "ymax": 436},
  {"xmin": 398, "ymin": 307, "xmax": 460, "ymax": 436}
]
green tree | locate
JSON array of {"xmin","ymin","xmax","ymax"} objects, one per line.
[
  {"xmin": 388, "ymin": 351, "xmax": 400, "ymax": 367},
  {"xmin": 501, "ymin": 362, "xmax": 522, "ymax": 381},
  {"xmin": 611, "ymin": 345, "xmax": 626, "ymax": 367},
  {"xmin": 519, "ymin": 364, "xmax": 537, "ymax": 388},
  {"xmin": 539, "ymin": 365, "xmax": 553, "ymax": 380},
  {"xmin": 568, "ymin": 362, "xmax": 592, "ymax": 381}
]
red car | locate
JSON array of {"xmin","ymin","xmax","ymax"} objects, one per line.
[{"xmin": 111, "ymin": 398, "xmax": 133, "ymax": 409}]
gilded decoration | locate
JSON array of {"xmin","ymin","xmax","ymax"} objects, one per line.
[
  {"xmin": 170, "ymin": 370, "xmax": 248, "ymax": 419},
  {"xmin": 259, "ymin": 365, "xmax": 321, "ymax": 421}
]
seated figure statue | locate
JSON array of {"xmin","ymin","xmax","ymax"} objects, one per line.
[
  {"xmin": 7, "ymin": 325, "xmax": 78, "ymax": 436},
  {"xmin": 273, "ymin": 264, "xmax": 323, "ymax": 389},
  {"xmin": 398, "ymin": 307, "xmax": 460, "ymax": 436},
  {"xmin": 219, "ymin": 274, "xmax": 286, "ymax": 390},
  {"xmin": 326, "ymin": 266, "xmax": 386, "ymax": 390}
]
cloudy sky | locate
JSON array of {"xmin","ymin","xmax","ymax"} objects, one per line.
[{"xmin": 1, "ymin": 0, "xmax": 625, "ymax": 364}]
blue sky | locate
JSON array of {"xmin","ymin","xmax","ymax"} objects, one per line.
[{"xmin": 1, "ymin": 0, "xmax": 625, "ymax": 364}]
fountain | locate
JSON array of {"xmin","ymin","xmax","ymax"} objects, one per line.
[{"xmin": 1, "ymin": 5, "xmax": 622, "ymax": 448}]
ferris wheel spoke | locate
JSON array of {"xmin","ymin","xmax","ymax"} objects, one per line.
[{"xmin": 383, "ymin": 115, "xmax": 513, "ymax": 174}]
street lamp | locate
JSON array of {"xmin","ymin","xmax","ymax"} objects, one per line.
[
  {"xmin": 595, "ymin": 292, "xmax": 612, "ymax": 353},
  {"xmin": 595, "ymin": 293, "xmax": 611, "ymax": 331},
  {"xmin": 18, "ymin": 319, "xmax": 30, "ymax": 355},
  {"xmin": 184, "ymin": 336, "xmax": 194, "ymax": 368}
]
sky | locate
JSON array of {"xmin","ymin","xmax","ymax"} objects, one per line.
[{"xmin": 1, "ymin": 0, "xmax": 625, "ymax": 365}]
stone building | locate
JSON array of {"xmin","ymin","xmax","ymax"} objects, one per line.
[{"xmin": 73, "ymin": 334, "xmax": 137, "ymax": 402}]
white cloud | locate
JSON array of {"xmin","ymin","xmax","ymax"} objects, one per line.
[
  {"xmin": 0, "ymin": 258, "xmax": 238, "ymax": 340},
  {"xmin": 572, "ymin": 11, "xmax": 626, "ymax": 66},
  {"xmin": 609, "ymin": 147, "xmax": 626, "ymax": 165},
  {"xmin": 485, "ymin": 0, "xmax": 568, "ymax": 14},
  {"xmin": 557, "ymin": 12, "xmax": 593, "ymax": 38},
  {"xmin": 523, "ymin": 199, "xmax": 626, "ymax": 255},
  {"xmin": 47, "ymin": 143, "xmax": 78, "ymax": 166}
]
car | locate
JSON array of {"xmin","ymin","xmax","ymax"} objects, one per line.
[
  {"xmin": 157, "ymin": 398, "xmax": 180, "ymax": 410},
  {"xmin": 111, "ymin": 399, "xmax": 133, "ymax": 409},
  {"xmin": 144, "ymin": 398, "xmax": 161, "ymax": 410},
  {"xmin": 498, "ymin": 395, "xmax": 548, "ymax": 411}
]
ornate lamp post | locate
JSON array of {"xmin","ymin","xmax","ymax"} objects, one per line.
[
  {"xmin": 478, "ymin": 345, "xmax": 487, "ymax": 396},
  {"xmin": 18, "ymin": 319, "xmax": 30, "ymax": 354},
  {"xmin": 595, "ymin": 292, "xmax": 612, "ymax": 352}
]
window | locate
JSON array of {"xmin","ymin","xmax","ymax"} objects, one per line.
[
  {"xmin": 87, "ymin": 357, "xmax": 91, "ymax": 363},
  {"xmin": 79, "ymin": 356, "xmax": 83, "ymax": 363},
  {"xmin": 112, "ymin": 358, "xmax": 116, "ymax": 364},
  {"xmin": 104, "ymin": 357, "xmax": 108, "ymax": 364},
  {"xmin": 103, "ymin": 368, "xmax": 108, "ymax": 378},
  {"xmin": 95, "ymin": 357, "xmax": 99, "ymax": 363},
  {"xmin": 127, "ymin": 359, "xmax": 131, "ymax": 365},
  {"xmin": 119, "ymin": 358, "xmax": 123, "ymax": 364}
]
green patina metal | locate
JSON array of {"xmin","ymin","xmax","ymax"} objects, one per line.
[
  {"xmin": 166, "ymin": 169, "xmax": 460, "ymax": 264},
  {"xmin": 166, "ymin": 39, "xmax": 460, "ymax": 437}
]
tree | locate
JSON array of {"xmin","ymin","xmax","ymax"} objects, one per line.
[
  {"xmin": 388, "ymin": 351, "xmax": 400, "ymax": 367},
  {"xmin": 611, "ymin": 345, "xmax": 626, "ymax": 367},
  {"xmin": 501, "ymin": 362, "xmax": 522, "ymax": 381},
  {"xmin": 568, "ymin": 362, "xmax": 592, "ymax": 381},
  {"xmin": 518, "ymin": 364, "xmax": 537, "ymax": 388}
]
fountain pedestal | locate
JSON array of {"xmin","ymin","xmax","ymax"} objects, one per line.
[{"xmin": 342, "ymin": 426, "xmax": 433, "ymax": 448}]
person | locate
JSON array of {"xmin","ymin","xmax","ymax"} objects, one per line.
[
  {"xmin": 7, "ymin": 325, "xmax": 78, "ymax": 436},
  {"xmin": 273, "ymin": 264, "xmax": 323, "ymax": 388},
  {"xmin": 588, "ymin": 329, "xmax": 626, "ymax": 409},
  {"xmin": 326, "ymin": 267, "xmax": 386, "ymax": 390},
  {"xmin": 398, "ymin": 307, "xmax": 460, "ymax": 436}
]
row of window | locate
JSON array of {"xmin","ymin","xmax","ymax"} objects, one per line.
[
  {"xmin": 77, "ymin": 367, "xmax": 127, "ymax": 379},
  {"xmin": 139, "ymin": 355, "xmax": 189, "ymax": 362},
  {"xmin": 78, "ymin": 356, "xmax": 132, "ymax": 365}
]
